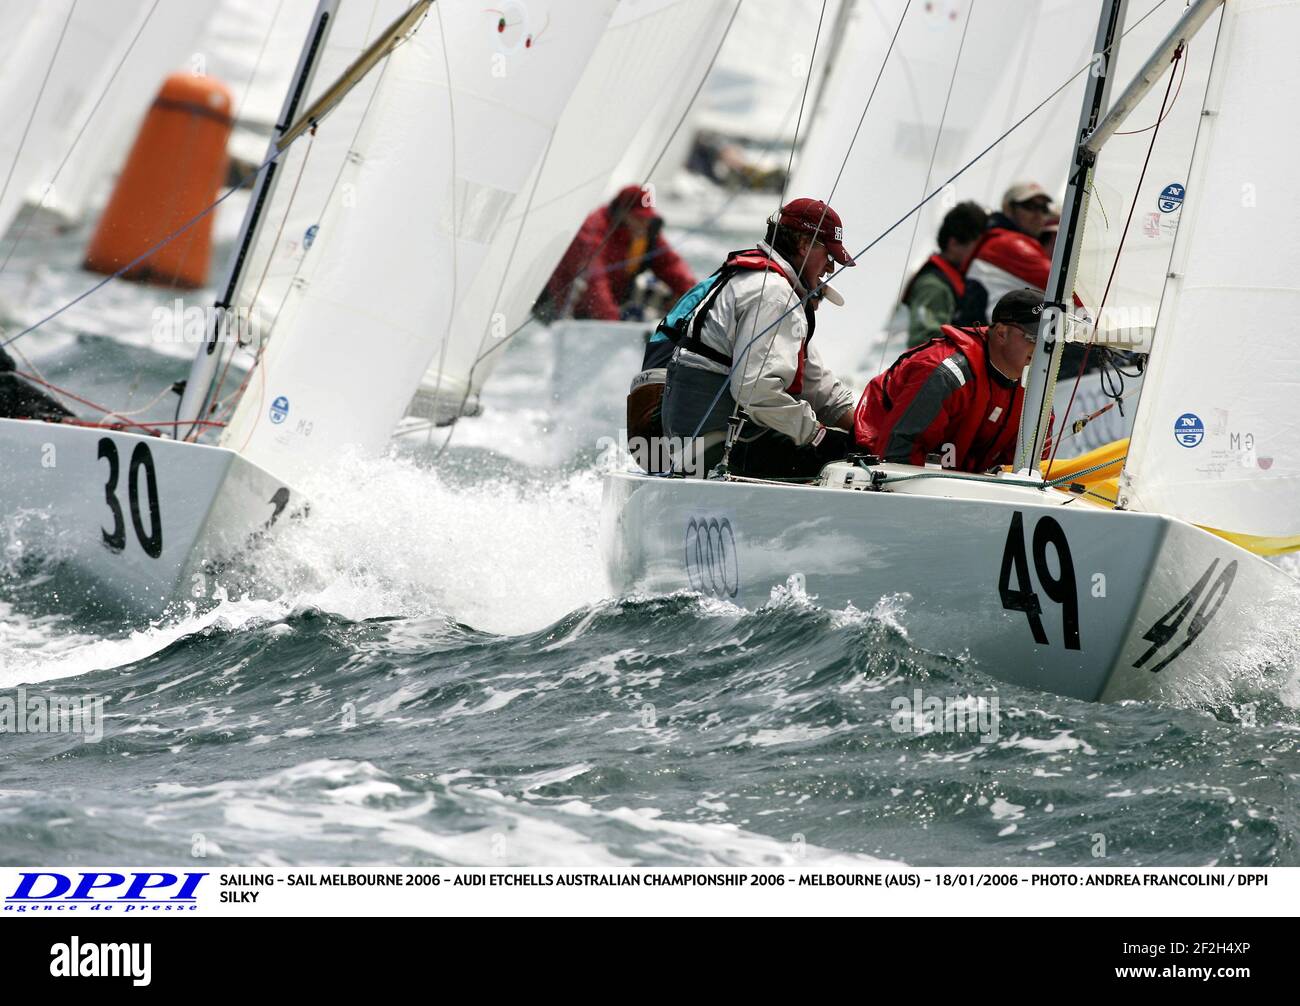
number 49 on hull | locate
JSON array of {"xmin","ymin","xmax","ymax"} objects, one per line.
[{"xmin": 601, "ymin": 464, "xmax": 1297, "ymax": 703}]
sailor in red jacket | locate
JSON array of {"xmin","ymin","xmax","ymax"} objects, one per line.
[
  {"xmin": 539, "ymin": 185, "xmax": 697, "ymax": 321},
  {"xmin": 854, "ymin": 289, "xmax": 1044, "ymax": 473},
  {"xmin": 956, "ymin": 182, "xmax": 1057, "ymax": 325}
]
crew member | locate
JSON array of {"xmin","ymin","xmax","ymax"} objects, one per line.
[
  {"xmin": 854, "ymin": 288, "xmax": 1044, "ymax": 473},
  {"xmin": 538, "ymin": 184, "xmax": 696, "ymax": 322},
  {"xmin": 660, "ymin": 197, "xmax": 857, "ymax": 479},
  {"xmin": 898, "ymin": 200, "xmax": 987, "ymax": 347},
  {"xmin": 958, "ymin": 182, "xmax": 1057, "ymax": 325},
  {"xmin": 0, "ymin": 345, "xmax": 75, "ymax": 421}
]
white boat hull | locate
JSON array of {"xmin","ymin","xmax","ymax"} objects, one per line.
[
  {"xmin": 0, "ymin": 417, "xmax": 295, "ymax": 618},
  {"xmin": 600, "ymin": 466, "xmax": 1296, "ymax": 702}
]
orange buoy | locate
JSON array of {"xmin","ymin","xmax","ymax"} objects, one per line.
[{"xmin": 83, "ymin": 73, "xmax": 234, "ymax": 289}]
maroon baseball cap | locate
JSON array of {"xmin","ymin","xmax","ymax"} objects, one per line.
[
  {"xmin": 611, "ymin": 184, "xmax": 657, "ymax": 220},
  {"xmin": 776, "ymin": 198, "xmax": 855, "ymax": 266}
]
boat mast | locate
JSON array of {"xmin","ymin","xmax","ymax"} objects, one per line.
[
  {"xmin": 1013, "ymin": 0, "xmax": 1129, "ymax": 474},
  {"xmin": 1081, "ymin": 0, "xmax": 1225, "ymax": 158},
  {"xmin": 176, "ymin": 0, "xmax": 342, "ymax": 442},
  {"xmin": 1015, "ymin": 0, "xmax": 1228, "ymax": 474}
]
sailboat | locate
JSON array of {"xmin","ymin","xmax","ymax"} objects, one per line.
[
  {"xmin": 403, "ymin": 0, "xmax": 739, "ymax": 430},
  {"xmin": 0, "ymin": 1, "xmax": 217, "ymax": 238},
  {"xmin": 434, "ymin": 0, "xmax": 851, "ymax": 454},
  {"xmin": 785, "ymin": 0, "xmax": 1188, "ymax": 458},
  {"xmin": 601, "ymin": 0, "xmax": 1300, "ymax": 703},
  {"xmin": 1, "ymin": 0, "xmax": 617, "ymax": 616}
]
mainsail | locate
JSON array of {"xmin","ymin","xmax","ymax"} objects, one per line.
[
  {"xmin": 1070, "ymin": 1, "xmax": 1222, "ymax": 352},
  {"xmin": 690, "ymin": 0, "xmax": 841, "ymax": 148},
  {"xmin": 0, "ymin": 1, "xmax": 169, "ymax": 239},
  {"xmin": 219, "ymin": 0, "xmax": 616, "ymax": 487},
  {"xmin": 409, "ymin": 0, "xmax": 736, "ymax": 423},
  {"xmin": 1119, "ymin": 0, "xmax": 1300, "ymax": 549},
  {"xmin": 221, "ymin": 0, "xmax": 414, "ymax": 362},
  {"xmin": 787, "ymin": 0, "xmax": 1096, "ymax": 378},
  {"xmin": 25, "ymin": 2, "xmax": 218, "ymax": 223}
]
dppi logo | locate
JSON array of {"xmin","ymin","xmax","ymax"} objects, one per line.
[
  {"xmin": 486, "ymin": 3, "xmax": 547, "ymax": 52},
  {"xmin": 1174, "ymin": 412, "xmax": 1204, "ymax": 448},
  {"xmin": 269, "ymin": 395, "xmax": 290, "ymax": 425},
  {"xmin": 6, "ymin": 872, "xmax": 205, "ymax": 912},
  {"xmin": 685, "ymin": 516, "xmax": 739, "ymax": 598}
]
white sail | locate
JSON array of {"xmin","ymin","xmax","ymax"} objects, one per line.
[
  {"xmin": 690, "ymin": 0, "xmax": 839, "ymax": 147},
  {"xmin": 26, "ymin": 2, "xmax": 219, "ymax": 222},
  {"xmin": 410, "ymin": 0, "xmax": 735, "ymax": 421},
  {"xmin": 222, "ymin": 0, "xmax": 616, "ymax": 485},
  {"xmin": 0, "ymin": 1, "xmax": 161, "ymax": 241},
  {"xmin": 224, "ymin": 0, "xmax": 413, "ymax": 355},
  {"xmin": 789, "ymin": 0, "xmax": 1098, "ymax": 378},
  {"xmin": 1120, "ymin": 0, "xmax": 1300, "ymax": 543},
  {"xmin": 1070, "ymin": 2, "xmax": 1222, "ymax": 352}
]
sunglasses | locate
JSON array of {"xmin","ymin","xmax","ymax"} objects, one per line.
[{"xmin": 1005, "ymin": 321, "xmax": 1038, "ymax": 343}]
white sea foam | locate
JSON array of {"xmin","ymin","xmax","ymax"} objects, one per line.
[
  {"xmin": 137, "ymin": 757, "xmax": 900, "ymax": 868},
  {"xmin": 0, "ymin": 450, "xmax": 612, "ymax": 683}
]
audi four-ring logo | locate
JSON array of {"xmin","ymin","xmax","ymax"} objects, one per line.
[{"xmin": 684, "ymin": 517, "xmax": 739, "ymax": 598}]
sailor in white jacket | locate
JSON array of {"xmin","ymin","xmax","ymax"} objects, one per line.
[{"xmin": 661, "ymin": 198, "xmax": 857, "ymax": 478}]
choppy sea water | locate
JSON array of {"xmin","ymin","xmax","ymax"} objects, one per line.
[{"xmin": 3, "ymin": 162, "xmax": 1300, "ymax": 869}]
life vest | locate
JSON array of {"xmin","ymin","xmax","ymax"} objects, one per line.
[
  {"xmin": 902, "ymin": 253, "xmax": 966, "ymax": 305},
  {"xmin": 642, "ymin": 249, "xmax": 790, "ymax": 372},
  {"xmin": 855, "ymin": 324, "xmax": 1024, "ymax": 473}
]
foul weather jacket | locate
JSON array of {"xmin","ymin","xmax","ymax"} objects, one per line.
[
  {"xmin": 543, "ymin": 206, "xmax": 696, "ymax": 321},
  {"xmin": 853, "ymin": 324, "xmax": 1024, "ymax": 473},
  {"xmin": 668, "ymin": 241, "xmax": 855, "ymax": 446},
  {"xmin": 958, "ymin": 212, "xmax": 1053, "ymax": 324}
]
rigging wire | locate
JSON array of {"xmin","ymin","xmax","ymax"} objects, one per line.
[
  {"xmin": 0, "ymin": 0, "xmax": 160, "ymax": 277},
  {"xmin": 825, "ymin": 0, "xmax": 911, "ymax": 205},
  {"xmin": 425, "ymin": 0, "xmax": 746, "ymax": 459},
  {"xmin": 232, "ymin": 0, "xmax": 288, "ymax": 124},
  {"xmin": 674, "ymin": 0, "xmax": 1178, "ymax": 464},
  {"xmin": 207, "ymin": 128, "xmax": 319, "ymax": 443},
  {"xmin": 208, "ymin": 1, "xmax": 395, "ymax": 438},
  {"xmin": 0, "ymin": 1, "xmax": 78, "ymax": 225},
  {"xmin": 424, "ymin": 0, "xmax": 461, "ymax": 446},
  {"xmin": 1044, "ymin": 42, "xmax": 1184, "ymax": 474},
  {"xmin": 11, "ymin": 368, "xmax": 200, "ymax": 435},
  {"xmin": 1, "ymin": 146, "xmax": 282, "ymax": 353},
  {"xmin": 695, "ymin": 0, "xmax": 913, "ymax": 457},
  {"xmin": 726, "ymin": 0, "xmax": 838, "ymax": 446},
  {"xmin": 879, "ymin": 0, "xmax": 975, "ymax": 377}
]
